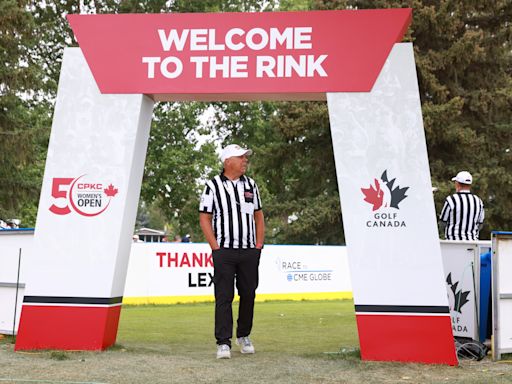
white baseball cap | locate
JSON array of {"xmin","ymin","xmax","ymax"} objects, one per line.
[
  {"xmin": 220, "ymin": 144, "xmax": 252, "ymax": 163},
  {"xmin": 451, "ymin": 171, "xmax": 473, "ymax": 185}
]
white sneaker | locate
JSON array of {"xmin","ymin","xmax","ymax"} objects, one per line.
[
  {"xmin": 216, "ymin": 344, "xmax": 231, "ymax": 359},
  {"xmin": 236, "ymin": 336, "xmax": 255, "ymax": 354}
]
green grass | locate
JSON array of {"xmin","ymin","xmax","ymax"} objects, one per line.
[
  {"xmin": 0, "ymin": 335, "xmax": 15, "ymax": 344},
  {"xmin": 117, "ymin": 300, "xmax": 359, "ymax": 355},
  {"xmin": 3, "ymin": 301, "xmax": 512, "ymax": 383}
]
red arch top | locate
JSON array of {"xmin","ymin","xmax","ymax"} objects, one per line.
[{"xmin": 68, "ymin": 9, "xmax": 411, "ymax": 101}]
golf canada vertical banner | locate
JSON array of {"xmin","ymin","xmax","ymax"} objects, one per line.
[{"xmin": 327, "ymin": 43, "xmax": 457, "ymax": 365}]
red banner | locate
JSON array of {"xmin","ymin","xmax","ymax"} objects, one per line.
[{"xmin": 68, "ymin": 9, "xmax": 411, "ymax": 100}]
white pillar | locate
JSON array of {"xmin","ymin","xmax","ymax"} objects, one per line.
[
  {"xmin": 15, "ymin": 48, "xmax": 154, "ymax": 350},
  {"xmin": 327, "ymin": 43, "xmax": 457, "ymax": 365}
]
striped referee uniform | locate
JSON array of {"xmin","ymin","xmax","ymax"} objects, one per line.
[
  {"xmin": 199, "ymin": 173, "xmax": 262, "ymax": 248},
  {"xmin": 199, "ymin": 172, "xmax": 263, "ymax": 348},
  {"xmin": 439, "ymin": 191, "xmax": 484, "ymax": 240}
]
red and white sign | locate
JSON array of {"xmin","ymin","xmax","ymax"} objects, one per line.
[
  {"xmin": 15, "ymin": 48, "xmax": 154, "ymax": 351},
  {"xmin": 327, "ymin": 44, "xmax": 457, "ymax": 365},
  {"xmin": 18, "ymin": 9, "xmax": 457, "ymax": 366},
  {"xmin": 49, "ymin": 175, "xmax": 119, "ymax": 217},
  {"xmin": 124, "ymin": 243, "xmax": 351, "ymax": 302},
  {"xmin": 67, "ymin": 9, "xmax": 411, "ymax": 99}
]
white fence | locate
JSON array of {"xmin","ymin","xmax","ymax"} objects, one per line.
[
  {"xmin": 1, "ymin": 230, "xmax": 501, "ymax": 337},
  {"xmin": 0, "ymin": 231, "xmax": 351, "ymax": 333}
]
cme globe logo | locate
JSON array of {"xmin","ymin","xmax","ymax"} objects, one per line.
[
  {"xmin": 49, "ymin": 175, "xmax": 119, "ymax": 217},
  {"xmin": 361, "ymin": 170, "xmax": 409, "ymax": 228}
]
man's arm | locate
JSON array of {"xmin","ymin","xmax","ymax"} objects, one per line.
[
  {"xmin": 254, "ymin": 210, "xmax": 265, "ymax": 249},
  {"xmin": 478, "ymin": 198, "xmax": 485, "ymax": 230},
  {"xmin": 199, "ymin": 212, "xmax": 219, "ymax": 250},
  {"xmin": 438, "ymin": 198, "xmax": 451, "ymax": 239}
]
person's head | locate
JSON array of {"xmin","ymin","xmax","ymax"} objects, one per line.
[
  {"xmin": 132, "ymin": 234, "xmax": 140, "ymax": 242},
  {"xmin": 220, "ymin": 144, "xmax": 252, "ymax": 178},
  {"xmin": 451, "ymin": 171, "xmax": 472, "ymax": 192}
]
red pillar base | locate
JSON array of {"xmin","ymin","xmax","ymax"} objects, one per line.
[
  {"xmin": 15, "ymin": 305, "xmax": 121, "ymax": 351},
  {"xmin": 356, "ymin": 314, "xmax": 458, "ymax": 365}
]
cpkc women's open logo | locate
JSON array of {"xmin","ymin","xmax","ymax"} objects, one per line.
[{"xmin": 49, "ymin": 175, "xmax": 119, "ymax": 217}]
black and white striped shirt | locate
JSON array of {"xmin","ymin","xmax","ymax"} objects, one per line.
[
  {"xmin": 199, "ymin": 173, "xmax": 262, "ymax": 248},
  {"xmin": 439, "ymin": 191, "xmax": 484, "ymax": 240}
]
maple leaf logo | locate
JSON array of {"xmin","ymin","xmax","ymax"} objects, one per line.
[
  {"xmin": 361, "ymin": 179, "xmax": 384, "ymax": 211},
  {"xmin": 361, "ymin": 170, "xmax": 409, "ymax": 211},
  {"xmin": 104, "ymin": 184, "xmax": 118, "ymax": 198},
  {"xmin": 446, "ymin": 273, "xmax": 470, "ymax": 313}
]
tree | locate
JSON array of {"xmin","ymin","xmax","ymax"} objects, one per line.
[
  {"xmin": 0, "ymin": 0, "xmax": 50, "ymax": 225},
  {"xmin": 231, "ymin": 0, "xmax": 512, "ymax": 242},
  {"xmin": 209, "ymin": 99, "xmax": 344, "ymax": 244},
  {"xmin": 318, "ymin": 0, "xmax": 512, "ymax": 238},
  {"xmin": 409, "ymin": 0, "xmax": 512, "ymax": 238},
  {"xmin": 140, "ymin": 102, "xmax": 218, "ymax": 239},
  {"xmin": 287, "ymin": 0, "xmax": 512, "ymax": 240},
  {"xmin": 9, "ymin": 0, "xmax": 510, "ymax": 241}
]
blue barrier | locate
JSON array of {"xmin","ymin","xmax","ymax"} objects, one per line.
[{"xmin": 479, "ymin": 251, "xmax": 492, "ymax": 342}]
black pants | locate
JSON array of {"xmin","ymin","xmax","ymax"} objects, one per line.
[{"xmin": 212, "ymin": 247, "xmax": 261, "ymax": 347}]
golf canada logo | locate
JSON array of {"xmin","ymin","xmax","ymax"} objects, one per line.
[
  {"xmin": 361, "ymin": 170, "xmax": 409, "ymax": 228},
  {"xmin": 48, "ymin": 175, "xmax": 119, "ymax": 217},
  {"xmin": 446, "ymin": 272, "xmax": 470, "ymax": 333}
]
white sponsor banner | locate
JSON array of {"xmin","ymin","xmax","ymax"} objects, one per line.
[
  {"xmin": 327, "ymin": 43, "xmax": 450, "ymax": 309},
  {"xmin": 440, "ymin": 241, "xmax": 482, "ymax": 339},
  {"xmin": 123, "ymin": 243, "xmax": 351, "ymax": 303},
  {"xmin": 492, "ymin": 232, "xmax": 512, "ymax": 360}
]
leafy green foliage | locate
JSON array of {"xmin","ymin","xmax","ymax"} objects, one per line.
[
  {"xmin": 0, "ymin": 0, "xmax": 50, "ymax": 224},
  {"xmin": 2, "ymin": 0, "xmax": 510, "ymax": 242},
  {"xmin": 256, "ymin": 101, "xmax": 343, "ymax": 244},
  {"xmin": 141, "ymin": 102, "xmax": 218, "ymax": 239},
  {"xmin": 207, "ymin": 100, "xmax": 344, "ymax": 244},
  {"xmin": 409, "ymin": 0, "xmax": 512, "ymax": 238}
]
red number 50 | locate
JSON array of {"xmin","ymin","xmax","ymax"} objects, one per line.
[{"xmin": 49, "ymin": 178, "xmax": 74, "ymax": 215}]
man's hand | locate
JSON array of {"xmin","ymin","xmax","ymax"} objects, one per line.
[
  {"xmin": 199, "ymin": 212, "xmax": 220, "ymax": 251},
  {"xmin": 254, "ymin": 210, "xmax": 265, "ymax": 250}
]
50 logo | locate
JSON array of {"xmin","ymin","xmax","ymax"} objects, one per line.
[{"xmin": 49, "ymin": 175, "xmax": 119, "ymax": 217}]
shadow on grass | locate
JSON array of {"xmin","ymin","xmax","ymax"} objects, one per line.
[
  {"xmin": 106, "ymin": 343, "xmax": 128, "ymax": 352},
  {"xmin": 0, "ymin": 334, "xmax": 15, "ymax": 344},
  {"xmin": 106, "ymin": 343, "xmax": 173, "ymax": 356},
  {"xmin": 323, "ymin": 347, "xmax": 361, "ymax": 362},
  {"xmin": 50, "ymin": 351, "xmax": 70, "ymax": 360}
]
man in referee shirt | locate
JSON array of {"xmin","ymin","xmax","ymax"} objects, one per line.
[
  {"xmin": 439, "ymin": 171, "xmax": 485, "ymax": 240},
  {"xmin": 199, "ymin": 144, "xmax": 265, "ymax": 359}
]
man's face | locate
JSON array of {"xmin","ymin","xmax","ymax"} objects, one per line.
[{"xmin": 225, "ymin": 154, "xmax": 249, "ymax": 175}]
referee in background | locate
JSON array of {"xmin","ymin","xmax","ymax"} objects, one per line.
[
  {"xmin": 439, "ymin": 171, "xmax": 485, "ymax": 240},
  {"xmin": 199, "ymin": 144, "xmax": 265, "ymax": 359}
]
